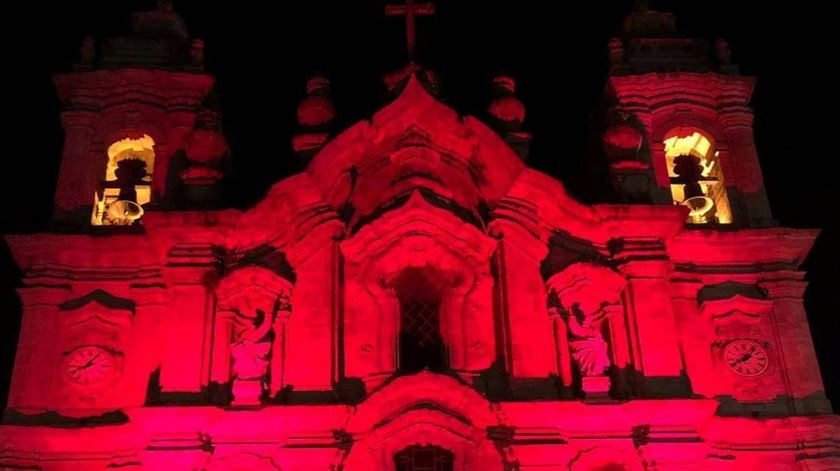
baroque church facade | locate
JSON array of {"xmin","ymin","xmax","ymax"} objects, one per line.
[{"xmin": 1, "ymin": 2, "xmax": 838, "ymax": 470}]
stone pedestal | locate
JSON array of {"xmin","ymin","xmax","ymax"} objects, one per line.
[
  {"xmin": 231, "ymin": 379, "xmax": 263, "ymax": 407},
  {"xmin": 582, "ymin": 375, "xmax": 611, "ymax": 400}
]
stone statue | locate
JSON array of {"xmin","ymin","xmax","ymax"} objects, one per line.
[
  {"xmin": 231, "ymin": 309, "xmax": 274, "ymax": 382},
  {"xmin": 560, "ymin": 304, "xmax": 610, "ymax": 376},
  {"xmin": 715, "ymin": 38, "xmax": 733, "ymax": 65},
  {"xmin": 216, "ymin": 266, "xmax": 294, "ymax": 406},
  {"xmin": 546, "ymin": 262, "xmax": 626, "ymax": 397}
]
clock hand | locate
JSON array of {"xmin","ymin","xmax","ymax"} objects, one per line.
[
  {"xmin": 86, "ymin": 353, "xmax": 101, "ymax": 367},
  {"xmin": 728, "ymin": 347, "xmax": 758, "ymax": 369},
  {"xmin": 739, "ymin": 347, "xmax": 756, "ymax": 362},
  {"xmin": 69, "ymin": 353, "xmax": 102, "ymax": 374}
]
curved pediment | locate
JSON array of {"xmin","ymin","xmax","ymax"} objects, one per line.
[
  {"xmin": 227, "ymin": 75, "xmax": 687, "ymax": 266},
  {"xmin": 305, "ymin": 75, "xmax": 526, "ymax": 231},
  {"xmin": 348, "ymin": 371, "xmax": 499, "ymax": 433},
  {"xmin": 341, "ymin": 191, "xmax": 497, "ymax": 279}
]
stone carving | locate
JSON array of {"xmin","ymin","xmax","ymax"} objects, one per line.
[
  {"xmin": 560, "ymin": 305, "xmax": 611, "ymax": 376},
  {"xmin": 216, "ymin": 266, "xmax": 293, "ymax": 406},
  {"xmin": 231, "ymin": 310, "xmax": 275, "ymax": 383},
  {"xmin": 546, "ymin": 262, "xmax": 626, "ymax": 396}
]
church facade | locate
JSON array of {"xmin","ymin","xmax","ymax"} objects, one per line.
[{"xmin": 1, "ymin": 2, "xmax": 838, "ymax": 470}]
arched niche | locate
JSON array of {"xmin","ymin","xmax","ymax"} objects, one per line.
[
  {"xmin": 340, "ymin": 191, "xmax": 497, "ymax": 390},
  {"xmin": 545, "ymin": 262, "xmax": 628, "ymax": 395},
  {"xmin": 343, "ymin": 372, "xmax": 508, "ymax": 471},
  {"xmin": 215, "ymin": 266, "xmax": 294, "ymax": 406}
]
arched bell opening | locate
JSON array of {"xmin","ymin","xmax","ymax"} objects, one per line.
[
  {"xmin": 92, "ymin": 134, "xmax": 156, "ymax": 226},
  {"xmin": 663, "ymin": 127, "xmax": 732, "ymax": 224}
]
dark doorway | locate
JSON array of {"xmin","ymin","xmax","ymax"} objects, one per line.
[
  {"xmin": 394, "ymin": 268, "xmax": 448, "ymax": 373},
  {"xmin": 395, "ymin": 444, "xmax": 454, "ymax": 471}
]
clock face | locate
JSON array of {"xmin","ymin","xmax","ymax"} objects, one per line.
[
  {"xmin": 723, "ymin": 340, "xmax": 769, "ymax": 377},
  {"xmin": 62, "ymin": 346, "xmax": 117, "ymax": 386}
]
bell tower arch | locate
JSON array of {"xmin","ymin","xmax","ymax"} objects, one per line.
[
  {"xmin": 51, "ymin": 2, "xmax": 217, "ymax": 227},
  {"xmin": 604, "ymin": 3, "xmax": 773, "ymax": 227}
]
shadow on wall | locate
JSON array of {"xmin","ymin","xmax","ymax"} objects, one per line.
[{"xmin": 0, "ymin": 238, "xmax": 22, "ymax": 412}]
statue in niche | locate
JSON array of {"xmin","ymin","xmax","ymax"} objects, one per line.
[
  {"xmin": 231, "ymin": 308, "xmax": 274, "ymax": 383},
  {"xmin": 557, "ymin": 303, "xmax": 610, "ymax": 376},
  {"xmin": 216, "ymin": 266, "xmax": 293, "ymax": 406},
  {"xmin": 546, "ymin": 262, "xmax": 626, "ymax": 396}
]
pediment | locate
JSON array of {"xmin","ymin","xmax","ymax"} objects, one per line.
[
  {"xmin": 347, "ymin": 371, "xmax": 499, "ymax": 433},
  {"xmin": 227, "ymin": 75, "xmax": 687, "ymax": 267},
  {"xmin": 58, "ymin": 289, "xmax": 135, "ymax": 328},
  {"xmin": 341, "ymin": 191, "xmax": 497, "ymax": 268},
  {"xmin": 59, "ymin": 289, "xmax": 135, "ymax": 314},
  {"xmin": 305, "ymin": 74, "xmax": 526, "ymax": 223},
  {"xmin": 700, "ymin": 294, "xmax": 773, "ymax": 323}
]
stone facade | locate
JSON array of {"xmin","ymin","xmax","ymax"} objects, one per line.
[{"xmin": 1, "ymin": 2, "xmax": 838, "ymax": 470}]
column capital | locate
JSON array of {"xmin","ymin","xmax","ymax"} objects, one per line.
[{"xmin": 758, "ymin": 279, "xmax": 808, "ymax": 299}]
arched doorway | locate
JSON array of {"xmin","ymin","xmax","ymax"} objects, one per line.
[{"xmin": 395, "ymin": 445, "xmax": 454, "ymax": 471}]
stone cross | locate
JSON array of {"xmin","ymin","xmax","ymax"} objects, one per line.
[{"xmin": 385, "ymin": 0, "xmax": 435, "ymax": 60}]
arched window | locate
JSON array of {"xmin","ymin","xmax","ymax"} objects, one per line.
[
  {"xmin": 92, "ymin": 134, "xmax": 155, "ymax": 225},
  {"xmin": 393, "ymin": 268, "xmax": 448, "ymax": 374},
  {"xmin": 395, "ymin": 445, "xmax": 454, "ymax": 471},
  {"xmin": 663, "ymin": 128, "xmax": 732, "ymax": 224}
]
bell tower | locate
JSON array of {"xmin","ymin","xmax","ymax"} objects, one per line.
[
  {"xmin": 51, "ymin": 1, "xmax": 223, "ymax": 227},
  {"xmin": 603, "ymin": 1, "xmax": 774, "ymax": 227}
]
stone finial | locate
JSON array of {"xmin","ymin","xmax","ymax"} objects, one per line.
[
  {"xmin": 608, "ymin": 38, "xmax": 625, "ymax": 69},
  {"xmin": 715, "ymin": 38, "xmax": 740, "ymax": 74},
  {"xmin": 180, "ymin": 108, "xmax": 228, "ymax": 207},
  {"xmin": 79, "ymin": 36, "xmax": 95, "ymax": 67},
  {"xmin": 189, "ymin": 39, "xmax": 205, "ymax": 68},
  {"xmin": 715, "ymin": 39, "xmax": 732, "ymax": 64},
  {"xmin": 293, "ymin": 74, "xmax": 334, "ymax": 160},
  {"xmin": 488, "ymin": 75, "xmax": 525, "ymax": 130},
  {"xmin": 296, "ymin": 75, "xmax": 335, "ymax": 129},
  {"xmin": 488, "ymin": 73, "xmax": 531, "ymax": 160},
  {"xmin": 602, "ymin": 108, "xmax": 643, "ymax": 162}
]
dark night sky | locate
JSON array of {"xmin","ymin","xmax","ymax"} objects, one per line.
[{"xmin": 0, "ymin": 1, "xmax": 836, "ymax": 411}]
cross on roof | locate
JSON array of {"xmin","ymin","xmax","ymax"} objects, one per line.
[{"xmin": 385, "ymin": 0, "xmax": 435, "ymax": 61}]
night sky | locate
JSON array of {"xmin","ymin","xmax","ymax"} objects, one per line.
[{"xmin": 1, "ymin": 1, "xmax": 836, "ymax": 411}]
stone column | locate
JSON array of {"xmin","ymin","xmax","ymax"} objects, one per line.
[
  {"xmin": 759, "ymin": 278, "xmax": 832, "ymax": 414},
  {"xmin": 53, "ymin": 111, "xmax": 100, "ymax": 223},
  {"xmin": 492, "ymin": 223, "xmax": 556, "ymax": 379},
  {"xmin": 269, "ymin": 306, "xmax": 291, "ymax": 398},
  {"xmin": 8, "ymin": 286, "xmax": 65, "ymax": 411},
  {"xmin": 719, "ymin": 109, "xmax": 773, "ymax": 226},
  {"xmin": 161, "ymin": 258, "xmax": 215, "ymax": 395},
  {"xmin": 615, "ymin": 240, "xmax": 686, "ymax": 397},
  {"xmin": 548, "ymin": 307, "xmax": 573, "ymax": 389}
]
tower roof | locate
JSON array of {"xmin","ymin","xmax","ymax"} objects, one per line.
[
  {"xmin": 80, "ymin": 1, "xmax": 202, "ymax": 71},
  {"xmin": 610, "ymin": 1, "xmax": 739, "ymax": 75}
]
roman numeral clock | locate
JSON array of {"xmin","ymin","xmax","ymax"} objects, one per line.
[
  {"xmin": 723, "ymin": 339, "xmax": 770, "ymax": 377},
  {"xmin": 62, "ymin": 345, "xmax": 120, "ymax": 386}
]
